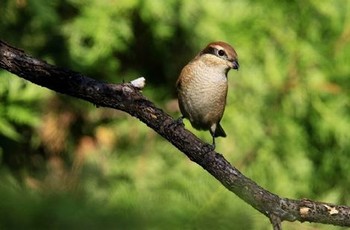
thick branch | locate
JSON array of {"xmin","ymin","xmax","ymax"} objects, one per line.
[{"xmin": 1, "ymin": 40, "xmax": 349, "ymax": 228}]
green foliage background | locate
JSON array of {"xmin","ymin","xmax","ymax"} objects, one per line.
[{"xmin": 1, "ymin": 0, "xmax": 350, "ymax": 229}]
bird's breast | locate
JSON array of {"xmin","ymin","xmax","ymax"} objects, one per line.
[{"xmin": 178, "ymin": 62, "xmax": 228, "ymax": 129}]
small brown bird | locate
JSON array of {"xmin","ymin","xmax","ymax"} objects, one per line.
[{"xmin": 176, "ymin": 41, "xmax": 239, "ymax": 148}]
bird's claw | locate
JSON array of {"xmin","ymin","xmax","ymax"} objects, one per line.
[{"xmin": 175, "ymin": 116, "xmax": 185, "ymax": 127}]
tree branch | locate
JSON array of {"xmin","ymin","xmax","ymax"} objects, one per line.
[{"xmin": 1, "ymin": 40, "xmax": 349, "ymax": 229}]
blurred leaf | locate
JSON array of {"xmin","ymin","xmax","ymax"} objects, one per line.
[
  {"xmin": 6, "ymin": 104, "xmax": 40, "ymax": 126},
  {"xmin": 0, "ymin": 118, "xmax": 21, "ymax": 141},
  {"xmin": 0, "ymin": 73, "xmax": 48, "ymax": 140}
]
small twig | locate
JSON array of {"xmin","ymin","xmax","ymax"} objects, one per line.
[{"xmin": 269, "ymin": 214, "xmax": 282, "ymax": 230}]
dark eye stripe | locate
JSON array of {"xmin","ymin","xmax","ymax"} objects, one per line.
[
  {"xmin": 200, "ymin": 46, "xmax": 227, "ymax": 59},
  {"xmin": 200, "ymin": 46, "xmax": 217, "ymax": 56}
]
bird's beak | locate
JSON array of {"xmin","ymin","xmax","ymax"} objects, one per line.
[{"xmin": 232, "ymin": 60, "xmax": 239, "ymax": 70}]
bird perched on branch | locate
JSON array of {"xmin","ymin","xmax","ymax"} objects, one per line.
[{"xmin": 176, "ymin": 41, "xmax": 239, "ymax": 149}]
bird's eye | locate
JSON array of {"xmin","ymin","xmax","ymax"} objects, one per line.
[{"xmin": 218, "ymin": 49, "xmax": 225, "ymax": 56}]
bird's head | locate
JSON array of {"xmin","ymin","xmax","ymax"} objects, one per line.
[{"xmin": 197, "ymin": 41, "xmax": 239, "ymax": 72}]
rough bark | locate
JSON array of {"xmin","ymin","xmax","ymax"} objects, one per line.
[{"xmin": 1, "ymin": 40, "xmax": 350, "ymax": 229}]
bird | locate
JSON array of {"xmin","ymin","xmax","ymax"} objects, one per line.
[{"xmin": 176, "ymin": 41, "xmax": 239, "ymax": 149}]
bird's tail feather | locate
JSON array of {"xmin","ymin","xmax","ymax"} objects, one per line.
[{"xmin": 214, "ymin": 123, "xmax": 226, "ymax": 138}]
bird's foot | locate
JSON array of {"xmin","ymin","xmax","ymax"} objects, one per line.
[
  {"xmin": 175, "ymin": 116, "xmax": 185, "ymax": 127},
  {"xmin": 210, "ymin": 143, "xmax": 216, "ymax": 151},
  {"xmin": 203, "ymin": 142, "xmax": 215, "ymax": 152}
]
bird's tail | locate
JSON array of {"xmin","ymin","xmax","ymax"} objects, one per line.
[{"xmin": 214, "ymin": 123, "xmax": 227, "ymax": 138}]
